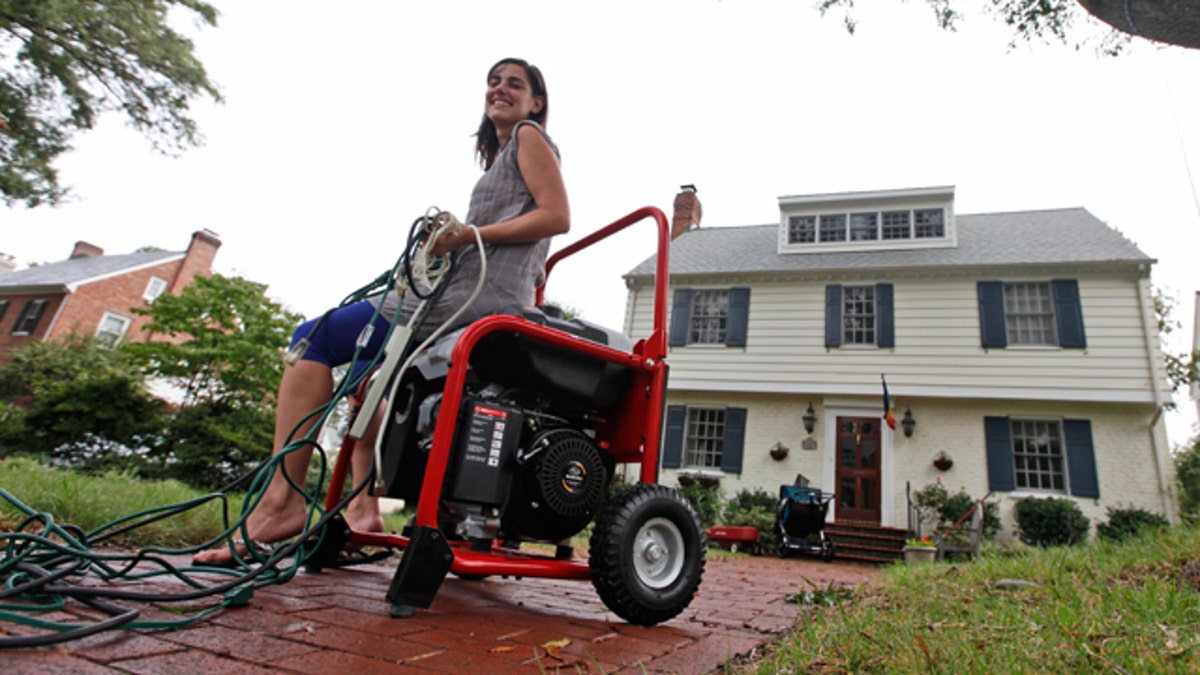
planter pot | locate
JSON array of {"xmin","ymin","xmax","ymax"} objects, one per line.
[
  {"xmin": 933, "ymin": 457, "xmax": 953, "ymax": 471},
  {"xmin": 769, "ymin": 446, "xmax": 789, "ymax": 461},
  {"xmin": 903, "ymin": 545, "xmax": 937, "ymax": 564}
]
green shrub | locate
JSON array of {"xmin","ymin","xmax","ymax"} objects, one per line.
[
  {"xmin": 912, "ymin": 480, "xmax": 1000, "ymax": 540},
  {"xmin": 1096, "ymin": 505, "xmax": 1169, "ymax": 543},
  {"xmin": 1175, "ymin": 436, "xmax": 1200, "ymax": 525},
  {"xmin": 1013, "ymin": 497, "xmax": 1090, "ymax": 547},
  {"xmin": 676, "ymin": 480, "xmax": 722, "ymax": 530},
  {"xmin": 724, "ymin": 488, "xmax": 780, "ymax": 554}
]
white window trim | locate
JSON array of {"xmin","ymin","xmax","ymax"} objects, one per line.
[
  {"xmin": 143, "ymin": 276, "xmax": 168, "ymax": 302},
  {"xmin": 95, "ymin": 312, "xmax": 132, "ymax": 348}
]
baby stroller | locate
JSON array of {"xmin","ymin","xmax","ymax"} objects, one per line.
[{"xmin": 774, "ymin": 477, "xmax": 835, "ymax": 562}]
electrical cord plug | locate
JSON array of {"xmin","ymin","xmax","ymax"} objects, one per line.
[{"xmin": 283, "ymin": 338, "xmax": 310, "ymax": 366}]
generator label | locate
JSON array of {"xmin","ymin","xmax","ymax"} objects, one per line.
[
  {"xmin": 450, "ymin": 400, "xmax": 522, "ymax": 505},
  {"xmin": 464, "ymin": 405, "xmax": 507, "ymax": 468}
]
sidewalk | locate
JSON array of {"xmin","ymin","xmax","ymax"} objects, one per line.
[{"xmin": 4, "ymin": 553, "xmax": 880, "ymax": 673}]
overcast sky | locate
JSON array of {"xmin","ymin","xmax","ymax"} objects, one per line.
[{"xmin": 4, "ymin": 1, "xmax": 1199, "ymax": 440}]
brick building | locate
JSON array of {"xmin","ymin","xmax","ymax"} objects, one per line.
[{"xmin": 0, "ymin": 230, "xmax": 221, "ymax": 362}]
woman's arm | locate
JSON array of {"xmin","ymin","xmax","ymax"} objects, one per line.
[{"xmin": 431, "ymin": 124, "xmax": 569, "ymax": 255}]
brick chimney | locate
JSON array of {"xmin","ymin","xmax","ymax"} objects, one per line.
[
  {"xmin": 672, "ymin": 184, "xmax": 701, "ymax": 240},
  {"xmin": 70, "ymin": 241, "xmax": 104, "ymax": 259},
  {"xmin": 168, "ymin": 229, "xmax": 222, "ymax": 293}
]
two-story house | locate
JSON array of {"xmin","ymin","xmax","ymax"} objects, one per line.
[
  {"xmin": 0, "ymin": 230, "xmax": 221, "ymax": 363},
  {"xmin": 623, "ymin": 186, "xmax": 1176, "ymax": 555}
]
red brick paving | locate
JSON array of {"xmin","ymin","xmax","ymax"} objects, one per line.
[{"xmin": 2, "ymin": 554, "xmax": 879, "ymax": 673}]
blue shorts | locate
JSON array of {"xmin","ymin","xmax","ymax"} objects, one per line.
[{"xmin": 290, "ymin": 300, "xmax": 393, "ymax": 380}]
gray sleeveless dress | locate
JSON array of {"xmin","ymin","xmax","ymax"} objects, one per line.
[{"xmin": 376, "ymin": 120, "xmax": 559, "ymax": 340}]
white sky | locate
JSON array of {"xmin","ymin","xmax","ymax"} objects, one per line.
[{"xmin": 3, "ymin": 1, "xmax": 1199, "ymax": 442}]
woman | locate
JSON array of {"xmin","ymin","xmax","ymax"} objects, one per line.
[{"xmin": 194, "ymin": 58, "xmax": 569, "ymax": 566}]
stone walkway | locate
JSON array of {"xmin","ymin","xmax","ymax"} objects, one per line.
[{"xmin": 3, "ymin": 554, "xmax": 880, "ymax": 673}]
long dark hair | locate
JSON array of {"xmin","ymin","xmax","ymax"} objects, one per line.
[{"xmin": 474, "ymin": 58, "xmax": 548, "ymax": 169}]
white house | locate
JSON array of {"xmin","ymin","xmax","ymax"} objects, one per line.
[{"xmin": 623, "ymin": 185, "xmax": 1177, "ymax": 560}]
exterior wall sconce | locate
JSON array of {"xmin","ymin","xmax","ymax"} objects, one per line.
[
  {"xmin": 901, "ymin": 407, "xmax": 916, "ymax": 438},
  {"xmin": 803, "ymin": 402, "xmax": 816, "ymax": 435}
]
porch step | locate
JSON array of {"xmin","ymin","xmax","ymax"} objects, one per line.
[{"xmin": 824, "ymin": 520, "xmax": 908, "ymax": 565}]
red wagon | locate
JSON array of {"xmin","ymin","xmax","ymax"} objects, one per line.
[{"xmin": 706, "ymin": 525, "xmax": 760, "ymax": 554}]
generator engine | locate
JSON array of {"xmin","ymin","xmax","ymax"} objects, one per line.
[{"xmin": 377, "ymin": 313, "xmax": 629, "ymax": 547}]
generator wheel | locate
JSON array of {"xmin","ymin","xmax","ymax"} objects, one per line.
[{"xmin": 589, "ymin": 484, "xmax": 705, "ymax": 626}]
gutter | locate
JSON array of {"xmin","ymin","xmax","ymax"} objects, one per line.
[{"xmin": 1136, "ymin": 273, "xmax": 1175, "ymax": 521}]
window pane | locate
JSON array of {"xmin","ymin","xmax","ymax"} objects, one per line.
[
  {"xmin": 819, "ymin": 214, "xmax": 846, "ymax": 242},
  {"xmin": 788, "ymin": 215, "xmax": 816, "ymax": 244},
  {"xmin": 1011, "ymin": 419, "xmax": 1066, "ymax": 493},
  {"xmin": 1004, "ymin": 282, "xmax": 1057, "ymax": 345},
  {"xmin": 881, "ymin": 211, "xmax": 911, "ymax": 239},
  {"xmin": 842, "ymin": 286, "xmax": 876, "ymax": 345},
  {"xmin": 914, "ymin": 209, "xmax": 945, "ymax": 238},
  {"xmin": 849, "ymin": 212, "xmax": 878, "ymax": 241},
  {"xmin": 684, "ymin": 407, "xmax": 725, "ymax": 468},
  {"xmin": 689, "ymin": 290, "xmax": 729, "ymax": 344}
]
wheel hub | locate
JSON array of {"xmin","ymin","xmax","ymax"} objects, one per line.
[{"xmin": 633, "ymin": 517, "xmax": 685, "ymax": 589}]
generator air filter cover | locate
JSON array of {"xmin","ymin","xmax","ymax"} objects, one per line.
[{"xmin": 448, "ymin": 399, "xmax": 523, "ymax": 506}]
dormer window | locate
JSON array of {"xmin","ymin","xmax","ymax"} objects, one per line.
[{"xmin": 779, "ymin": 186, "xmax": 956, "ymax": 254}]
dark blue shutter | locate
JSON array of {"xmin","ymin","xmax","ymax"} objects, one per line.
[
  {"xmin": 824, "ymin": 284, "xmax": 843, "ymax": 348},
  {"xmin": 984, "ymin": 416, "xmax": 1016, "ymax": 492},
  {"xmin": 668, "ymin": 289, "xmax": 693, "ymax": 347},
  {"xmin": 720, "ymin": 407, "xmax": 747, "ymax": 474},
  {"xmin": 978, "ymin": 281, "xmax": 1007, "ymax": 349},
  {"xmin": 1063, "ymin": 419, "xmax": 1100, "ymax": 498},
  {"xmin": 662, "ymin": 405, "xmax": 686, "ymax": 469},
  {"xmin": 725, "ymin": 287, "xmax": 750, "ymax": 347},
  {"xmin": 1052, "ymin": 280, "xmax": 1087, "ymax": 349},
  {"xmin": 875, "ymin": 283, "xmax": 894, "ymax": 348}
]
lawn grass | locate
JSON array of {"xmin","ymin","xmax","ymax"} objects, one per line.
[
  {"xmin": 749, "ymin": 525, "xmax": 1200, "ymax": 673},
  {"xmin": 1, "ymin": 456, "xmax": 244, "ymax": 550}
]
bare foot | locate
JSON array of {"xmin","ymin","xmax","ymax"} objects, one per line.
[{"xmin": 192, "ymin": 505, "xmax": 310, "ymax": 567}]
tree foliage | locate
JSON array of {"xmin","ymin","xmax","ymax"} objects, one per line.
[
  {"xmin": 123, "ymin": 273, "xmax": 302, "ymax": 409},
  {"xmin": 815, "ymin": 0, "xmax": 1133, "ymax": 54},
  {"xmin": 0, "ymin": 0, "xmax": 221, "ymax": 207}
]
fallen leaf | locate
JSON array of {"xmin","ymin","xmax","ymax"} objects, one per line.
[
  {"xmin": 541, "ymin": 637, "xmax": 571, "ymax": 659},
  {"xmin": 489, "ymin": 645, "xmax": 516, "ymax": 654}
]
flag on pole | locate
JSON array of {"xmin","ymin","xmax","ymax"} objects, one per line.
[{"xmin": 882, "ymin": 375, "xmax": 896, "ymax": 430}]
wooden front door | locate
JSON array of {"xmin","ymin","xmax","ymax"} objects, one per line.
[{"xmin": 835, "ymin": 416, "xmax": 882, "ymax": 523}]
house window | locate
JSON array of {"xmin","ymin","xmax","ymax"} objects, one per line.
[
  {"xmin": 825, "ymin": 283, "xmax": 894, "ymax": 349},
  {"xmin": 849, "ymin": 213, "xmax": 878, "ymax": 241},
  {"xmin": 669, "ymin": 287, "xmax": 750, "ymax": 348},
  {"xmin": 1004, "ymin": 282, "xmax": 1057, "ymax": 345},
  {"xmin": 914, "ymin": 209, "xmax": 945, "ymax": 238},
  {"xmin": 842, "ymin": 286, "xmax": 877, "ymax": 345},
  {"xmin": 689, "ymin": 290, "xmax": 729, "ymax": 345},
  {"xmin": 662, "ymin": 404, "xmax": 748, "ymax": 474},
  {"xmin": 787, "ymin": 215, "xmax": 816, "ymax": 244},
  {"xmin": 143, "ymin": 276, "xmax": 168, "ymax": 302},
  {"xmin": 978, "ymin": 280, "xmax": 1086, "ymax": 349},
  {"xmin": 95, "ymin": 312, "xmax": 132, "ymax": 349},
  {"xmin": 684, "ymin": 407, "xmax": 725, "ymax": 468},
  {"xmin": 819, "ymin": 214, "xmax": 846, "ymax": 242},
  {"xmin": 0, "ymin": 300, "xmax": 8, "ymax": 323},
  {"xmin": 881, "ymin": 211, "xmax": 911, "ymax": 239},
  {"xmin": 983, "ymin": 416, "xmax": 1098, "ymax": 498},
  {"xmin": 11, "ymin": 299, "xmax": 48, "ymax": 335},
  {"xmin": 1011, "ymin": 419, "xmax": 1066, "ymax": 492}
]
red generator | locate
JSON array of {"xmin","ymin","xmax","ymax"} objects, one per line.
[{"xmin": 311, "ymin": 207, "xmax": 707, "ymax": 626}]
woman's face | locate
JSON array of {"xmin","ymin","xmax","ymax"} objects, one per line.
[{"xmin": 485, "ymin": 62, "xmax": 544, "ymax": 129}]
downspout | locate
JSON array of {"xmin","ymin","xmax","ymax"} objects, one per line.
[{"xmin": 1136, "ymin": 273, "xmax": 1174, "ymax": 521}]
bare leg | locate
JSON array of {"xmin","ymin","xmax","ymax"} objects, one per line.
[
  {"xmin": 193, "ymin": 359, "xmax": 334, "ymax": 565},
  {"xmin": 344, "ymin": 399, "xmax": 385, "ymax": 534}
]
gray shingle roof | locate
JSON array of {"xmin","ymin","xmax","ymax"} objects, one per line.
[
  {"xmin": 626, "ymin": 208, "xmax": 1152, "ymax": 280},
  {"xmin": 0, "ymin": 250, "xmax": 183, "ymax": 290}
]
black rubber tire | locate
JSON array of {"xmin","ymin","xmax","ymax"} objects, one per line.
[
  {"xmin": 589, "ymin": 484, "xmax": 706, "ymax": 626},
  {"xmin": 822, "ymin": 539, "xmax": 835, "ymax": 563},
  {"xmin": 728, "ymin": 541, "xmax": 740, "ymax": 554},
  {"xmin": 776, "ymin": 540, "xmax": 789, "ymax": 559}
]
